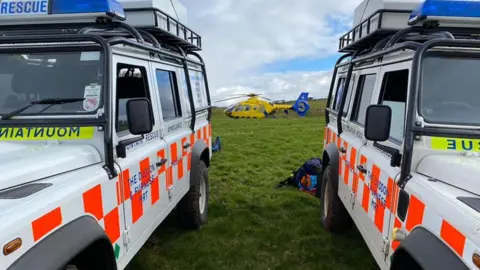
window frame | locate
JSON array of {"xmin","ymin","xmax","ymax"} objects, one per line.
[
  {"xmin": 0, "ymin": 48, "xmax": 105, "ymax": 117},
  {"xmin": 331, "ymin": 76, "xmax": 346, "ymax": 111},
  {"xmin": 350, "ymin": 72, "xmax": 378, "ymax": 127},
  {"xmin": 155, "ymin": 68, "xmax": 182, "ymax": 121},
  {"xmin": 115, "ymin": 62, "xmax": 153, "ymax": 136},
  {"xmin": 377, "ymin": 68, "xmax": 409, "ymax": 145}
]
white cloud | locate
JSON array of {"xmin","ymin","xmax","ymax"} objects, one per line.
[{"xmin": 179, "ymin": 0, "xmax": 362, "ymax": 105}]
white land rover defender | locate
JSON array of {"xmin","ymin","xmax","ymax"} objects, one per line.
[
  {"xmin": 0, "ymin": 0, "xmax": 213, "ymax": 269},
  {"xmin": 321, "ymin": 0, "xmax": 480, "ymax": 269}
]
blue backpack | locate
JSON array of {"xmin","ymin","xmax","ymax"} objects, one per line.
[{"xmin": 276, "ymin": 158, "xmax": 323, "ymax": 196}]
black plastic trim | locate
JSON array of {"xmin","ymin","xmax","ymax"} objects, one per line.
[
  {"xmin": 392, "ymin": 227, "xmax": 469, "ymax": 270},
  {"xmin": 457, "ymin": 197, "xmax": 480, "ymax": 213},
  {"xmin": 0, "ymin": 183, "xmax": 52, "ymax": 199},
  {"xmin": 326, "ymin": 54, "xmax": 352, "ymax": 124},
  {"xmin": 189, "ymin": 140, "xmax": 209, "ymax": 187}
]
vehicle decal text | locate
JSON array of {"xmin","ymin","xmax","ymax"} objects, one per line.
[
  {"xmin": 431, "ymin": 137, "xmax": 480, "ymax": 152},
  {"xmin": 0, "ymin": 127, "xmax": 95, "ymax": 140}
]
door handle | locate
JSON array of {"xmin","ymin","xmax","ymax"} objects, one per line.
[
  {"xmin": 357, "ymin": 164, "xmax": 367, "ymax": 173},
  {"xmin": 156, "ymin": 159, "xmax": 167, "ymax": 167},
  {"xmin": 339, "ymin": 147, "xmax": 346, "ymax": 153},
  {"xmin": 183, "ymin": 143, "xmax": 191, "ymax": 149}
]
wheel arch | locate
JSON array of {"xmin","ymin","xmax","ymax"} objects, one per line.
[
  {"xmin": 7, "ymin": 215, "xmax": 116, "ymax": 270},
  {"xmin": 190, "ymin": 139, "xmax": 209, "ymax": 188},
  {"xmin": 391, "ymin": 226, "xmax": 468, "ymax": 270},
  {"xmin": 322, "ymin": 142, "xmax": 340, "ymax": 171}
]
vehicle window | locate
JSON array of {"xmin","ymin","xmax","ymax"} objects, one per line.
[
  {"xmin": 156, "ymin": 69, "xmax": 182, "ymax": 120},
  {"xmin": 0, "ymin": 51, "xmax": 103, "ymax": 115},
  {"xmin": 351, "ymin": 74, "xmax": 377, "ymax": 126},
  {"xmin": 342, "ymin": 77, "xmax": 354, "ymax": 115},
  {"xmin": 332, "ymin": 77, "xmax": 345, "ymax": 111},
  {"xmin": 253, "ymin": 106, "xmax": 257, "ymax": 111},
  {"xmin": 245, "ymin": 105, "xmax": 251, "ymax": 111},
  {"xmin": 379, "ymin": 69, "xmax": 408, "ymax": 141},
  {"xmin": 116, "ymin": 64, "xmax": 152, "ymax": 134},
  {"xmin": 235, "ymin": 105, "xmax": 243, "ymax": 112},
  {"xmin": 421, "ymin": 56, "xmax": 480, "ymax": 126}
]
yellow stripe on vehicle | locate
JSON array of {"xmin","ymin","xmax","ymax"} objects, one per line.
[
  {"xmin": 431, "ymin": 137, "xmax": 480, "ymax": 152},
  {"xmin": 0, "ymin": 127, "xmax": 95, "ymax": 141}
]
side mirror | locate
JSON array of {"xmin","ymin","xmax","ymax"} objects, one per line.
[
  {"xmin": 116, "ymin": 98, "xmax": 154, "ymax": 159},
  {"xmin": 364, "ymin": 104, "xmax": 391, "ymax": 142},
  {"xmin": 126, "ymin": 98, "xmax": 154, "ymax": 135}
]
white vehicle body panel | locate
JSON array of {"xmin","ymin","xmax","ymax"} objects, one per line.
[
  {"xmin": 324, "ymin": 41, "xmax": 480, "ymax": 269},
  {"xmin": 0, "ymin": 23, "xmax": 212, "ymax": 270}
]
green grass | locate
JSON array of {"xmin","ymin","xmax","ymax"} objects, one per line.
[{"xmin": 125, "ymin": 99, "xmax": 378, "ymax": 270}]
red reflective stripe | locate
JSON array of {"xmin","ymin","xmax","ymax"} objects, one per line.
[
  {"xmin": 32, "ymin": 207, "xmax": 62, "ymax": 242},
  {"xmin": 83, "ymin": 184, "xmax": 103, "ymax": 221},
  {"xmin": 441, "ymin": 220, "xmax": 466, "ymax": 257},
  {"xmin": 405, "ymin": 195, "xmax": 425, "ymax": 232}
]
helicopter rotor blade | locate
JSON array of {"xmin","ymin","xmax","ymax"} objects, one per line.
[{"xmin": 213, "ymin": 96, "xmax": 247, "ymax": 103}]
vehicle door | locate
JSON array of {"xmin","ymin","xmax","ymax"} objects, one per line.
[
  {"xmin": 356, "ymin": 64, "xmax": 410, "ymax": 265},
  {"xmin": 113, "ymin": 56, "xmax": 167, "ymax": 254},
  {"xmin": 336, "ymin": 72, "xmax": 366, "ymax": 213},
  {"xmin": 345, "ymin": 68, "xmax": 387, "ymax": 262},
  {"xmin": 149, "ymin": 61, "xmax": 191, "ymax": 205}
]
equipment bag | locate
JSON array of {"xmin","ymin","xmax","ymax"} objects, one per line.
[{"xmin": 276, "ymin": 157, "xmax": 322, "ymax": 196}]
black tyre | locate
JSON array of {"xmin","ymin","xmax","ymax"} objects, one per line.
[
  {"xmin": 178, "ymin": 160, "xmax": 209, "ymax": 230},
  {"xmin": 320, "ymin": 164, "xmax": 352, "ymax": 233}
]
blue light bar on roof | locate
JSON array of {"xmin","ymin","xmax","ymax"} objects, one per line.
[
  {"xmin": 0, "ymin": 0, "xmax": 125, "ymax": 20},
  {"xmin": 52, "ymin": 0, "xmax": 125, "ymax": 19},
  {"xmin": 409, "ymin": 0, "xmax": 480, "ymax": 26}
]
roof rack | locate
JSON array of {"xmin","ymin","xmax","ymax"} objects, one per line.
[
  {"xmin": 339, "ymin": 9, "xmax": 413, "ymax": 53},
  {"xmin": 123, "ymin": 7, "xmax": 201, "ymax": 52}
]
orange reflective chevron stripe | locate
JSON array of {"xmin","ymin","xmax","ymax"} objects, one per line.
[
  {"xmin": 405, "ymin": 194, "xmax": 425, "ymax": 232},
  {"xmin": 371, "ymin": 165, "xmax": 385, "ymax": 233},
  {"xmin": 349, "ymin": 147, "xmax": 357, "ymax": 187},
  {"xmin": 441, "ymin": 220, "xmax": 466, "ymax": 257},
  {"xmin": 166, "ymin": 166, "xmax": 173, "ymax": 190},
  {"xmin": 83, "ymin": 184, "xmax": 104, "ymax": 220},
  {"xmin": 104, "ymin": 207, "xmax": 120, "ymax": 243},
  {"xmin": 343, "ymin": 141, "xmax": 349, "ymax": 185},
  {"xmin": 140, "ymin": 158, "xmax": 150, "ymax": 187},
  {"xmin": 391, "ymin": 217, "xmax": 402, "ymax": 251},
  {"xmin": 188, "ymin": 134, "xmax": 194, "ymax": 171},
  {"xmin": 151, "ymin": 176, "xmax": 160, "ymax": 205},
  {"xmin": 362, "ymin": 182, "xmax": 370, "ymax": 212},
  {"xmin": 31, "ymin": 207, "xmax": 62, "ymax": 242},
  {"xmin": 122, "ymin": 169, "xmax": 131, "ymax": 202},
  {"xmin": 157, "ymin": 149, "xmax": 166, "ymax": 174},
  {"xmin": 359, "ymin": 155, "xmax": 367, "ymax": 181}
]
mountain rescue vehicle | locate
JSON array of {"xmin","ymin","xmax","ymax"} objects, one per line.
[
  {"xmin": 0, "ymin": 0, "xmax": 213, "ymax": 269},
  {"xmin": 321, "ymin": 0, "xmax": 480, "ymax": 269}
]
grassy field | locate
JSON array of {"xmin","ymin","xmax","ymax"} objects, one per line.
[{"xmin": 126, "ymin": 100, "xmax": 378, "ymax": 270}]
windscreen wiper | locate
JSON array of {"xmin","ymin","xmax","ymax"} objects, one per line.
[{"xmin": 1, "ymin": 98, "xmax": 85, "ymax": 120}]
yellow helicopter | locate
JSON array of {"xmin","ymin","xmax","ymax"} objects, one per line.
[{"xmin": 214, "ymin": 92, "xmax": 310, "ymax": 119}]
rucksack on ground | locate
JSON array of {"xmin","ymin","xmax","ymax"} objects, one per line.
[{"xmin": 276, "ymin": 157, "xmax": 323, "ymax": 196}]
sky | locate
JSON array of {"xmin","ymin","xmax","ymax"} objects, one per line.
[{"xmin": 178, "ymin": 0, "xmax": 363, "ymax": 106}]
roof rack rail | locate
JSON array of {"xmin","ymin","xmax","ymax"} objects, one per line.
[
  {"xmin": 124, "ymin": 7, "xmax": 201, "ymax": 52},
  {"xmin": 338, "ymin": 9, "xmax": 413, "ymax": 53}
]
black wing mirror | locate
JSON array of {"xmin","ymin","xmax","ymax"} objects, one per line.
[
  {"xmin": 117, "ymin": 98, "xmax": 154, "ymax": 158},
  {"xmin": 126, "ymin": 98, "xmax": 154, "ymax": 135},
  {"xmin": 364, "ymin": 104, "xmax": 392, "ymax": 142}
]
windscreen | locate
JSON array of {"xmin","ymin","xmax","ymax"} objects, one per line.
[
  {"xmin": 421, "ymin": 55, "xmax": 480, "ymax": 126},
  {"xmin": 0, "ymin": 50, "xmax": 103, "ymax": 116}
]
